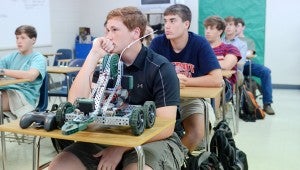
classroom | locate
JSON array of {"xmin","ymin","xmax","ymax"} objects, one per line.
[{"xmin": 0, "ymin": 0, "xmax": 299, "ymax": 169}]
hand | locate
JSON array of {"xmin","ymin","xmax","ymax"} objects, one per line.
[
  {"xmin": 93, "ymin": 146, "xmax": 127, "ymax": 170},
  {"xmin": 177, "ymin": 74, "xmax": 188, "ymax": 88},
  {"xmin": 90, "ymin": 37, "xmax": 115, "ymax": 59}
]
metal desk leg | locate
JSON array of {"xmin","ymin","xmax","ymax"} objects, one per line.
[
  {"xmin": 1, "ymin": 131, "xmax": 6, "ymax": 170},
  {"xmin": 0, "ymin": 91, "xmax": 7, "ymax": 170},
  {"xmin": 235, "ymin": 83, "xmax": 240, "ymax": 134},
  {"xmin": 222, "ymin": 84, "xmax": 226, "ymax": 119},
  {"xmin": 32, "ymin": 136, "xmax": 41, "ymax": 170},
  {"xmin": 134, "ymin": 145, "xmax": 145, "ymax": 170},
  {"xmin": 203, "ymin": 100, "xmax": 210, "ymax": 152}
]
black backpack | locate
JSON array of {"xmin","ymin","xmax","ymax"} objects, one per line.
[
  {"xmin": 182, "ymin": 152, "xmax": 221, "ymax": 170},
  {"xmin": 240, "ymin": 84, "xmax": 265, "ymax": 122},
  {"xmin": 210, "ymin": 120, "xmax": 248, "ymax": 170}
]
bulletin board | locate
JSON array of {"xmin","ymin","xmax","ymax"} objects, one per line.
[{"xmin": 0, "ymin": 0, "xmax": 51, "ymax": 50}]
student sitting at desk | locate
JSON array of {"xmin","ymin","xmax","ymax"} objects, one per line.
[
  {"xmin": 48, "ymin": 6, "xmax": 186, "ymax": 170},
  {"xmin": 235, "ymin": 17, "xmax": 275, "ymax": 115},
  {"xmin": 0, "ymin": 25, "xmax": 47, "ymax": 119},
  {"xmin": 204, "ymin": 15, "xmax": 241, "ymax": 117},
  {"xmin": 149, "ymin": 4, "xmax": 223, "ymax": 153}
]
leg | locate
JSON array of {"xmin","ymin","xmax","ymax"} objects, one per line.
[
  {"xmin": 123, "ymin": 133, "xmax": 185, "ymax": 170},
  {"xmin": 182, "ymin": 113, "xmax": 205, "ymax": 152},
  {"xmin": 1, "ymin": 91, "xmax": 10, "ymax": 111},
  {"xmin": 48, "ymin": 151, "xmax": 86, "ymax": 170},
  {"xmin": 49, "ymin": 142, "xmax": 104, "ymax": 170},
  {"xmin": 250, "ymin": 63, "xmax": 273, "ymax": 104},
  {"xmin": 180, "ymin": 99, "xmax": 206, "ymax": 152}
]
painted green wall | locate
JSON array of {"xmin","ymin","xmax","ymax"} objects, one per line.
[{"xmin": 198, "ymin": 0, "xmax": 266, "ymax": 64}]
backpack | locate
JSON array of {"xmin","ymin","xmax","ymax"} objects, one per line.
[
  {"xmin": 182, "ymin": 152, "xmax": 222, "ymax": 170},
  {"xmin": 240, "ymin": 85, "xmax": 265, "ymax": 122},
  {"xmin": 210, "ymin": 120, "xmax": 248, "ymax": 170},
  {"xmin": 244, "ymin": 77, "xmax": 262, "ymax": 99}
]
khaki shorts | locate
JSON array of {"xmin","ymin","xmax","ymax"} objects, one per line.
[
  {"xmin": 179, "ymin": 98, "xmax": 216, "ymax": 125},
  {"xmin": 4, "ymin": 90, "xmax": 35, "ymax": 119}
]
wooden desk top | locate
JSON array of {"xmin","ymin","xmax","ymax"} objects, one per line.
[
  {"xmin": 0, "ymin": 78, "xmax": 30, "ymax": 87},
  {"xmin": 0, "ymin": 117, "xmax": 175, "ymax": 147},
  {"xmin": 47, "ymin": 66, "xmax": 81, "ymax": 74},
  {"xmin": 180, "ymin": 86, "xmax": 223, "ymax": 98}
]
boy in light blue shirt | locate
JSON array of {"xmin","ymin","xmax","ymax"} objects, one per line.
[{"xmin": 0, "ymin": 25, "xmax": 46, "ymax": 118}]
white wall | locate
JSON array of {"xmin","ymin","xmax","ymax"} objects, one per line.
[
  {"xmin": 265, "ymin": 0, "xmax": 300, "ymax": 85},
  {"xmin": 0, "ymin": 0, "xmax": 82, "ymax": 61},
  {"xmin": 1, "ymin": 0, "xmax": 299, "ymax": 86}
]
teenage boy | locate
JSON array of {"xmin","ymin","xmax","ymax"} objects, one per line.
[
  {"xmin": 150, "ymin": 4, "xmax": 223, "ymax": 153},
  {"xmin": 0, "ymin": 25, "xmax": 46, "ymax": 119},
  {"xmin": 49, "ymin": 6, "xmax": 186, "ymax": 170},
  {"xmin": 222, "ymin": 16, "xmax": 247, "ymax": 72},
  {"xmin": 235, "ymin": 17, "xmax": 275, "ymax": 115}
]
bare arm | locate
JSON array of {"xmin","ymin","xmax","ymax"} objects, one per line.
[
  {"xmin": 68, "ymin": 37, "xmax": 114, "ymax": 103},
  {"xmin": 147, "ymin": 105, "xmax": 177, "ymax": 142},
  {"xmin": 218, "ymin": 54, "xmax": 238, "ymax": 70},
  {"xmin": 178, "ymin": 69, "xmax": 223, "ymax": 88},
  {"xmin": 2, "ymin": 68, "xmax": 40, "ymax": 81}
]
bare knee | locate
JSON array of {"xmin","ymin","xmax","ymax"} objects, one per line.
[
  {"xmin": 1, "ymin": 91, "xmax": 10, "ymax": 111},
  {"xmin": 48, "ymin": 151, "xmax": 86, "ymax": 170},
  {"xmin": 124, "ymin": 163, "xmax": 153, "ymax": 170},
  {"xmin": 182, "ymin": 114, "xmax": 205, "ymax": 151}
]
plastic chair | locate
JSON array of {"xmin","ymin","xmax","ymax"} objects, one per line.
[
  {"xmin": 36, "ymin": 74, "xmax": 49, "ymax": 112},
  {"xmin": 4, "ymin": 74, "xmax": 49, "ymax": 144},
  {"xmin": 48, "ymin": 59, "xmax": 85, "ymax": 100},
  {"xmin": 52, "ymin": 49, "xmax": 73, "ymax": 66}
]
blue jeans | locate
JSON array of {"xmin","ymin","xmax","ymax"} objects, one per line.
[{"xmin": 243, "ymin": 61, "xmax": 273, "ymax": 105}]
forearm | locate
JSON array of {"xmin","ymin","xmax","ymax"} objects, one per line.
[
  {"xmin": 145, "ymin": 106, "xmax": 177, "ymax": 143},
  {"xmin": 68, "ymin": 51, "xmax": 104, "ymax": 103},
  {"xmin": 1, "ymin": 68, "xmax": 39, "ymax": 81},
  {"xmin": 186, "ymin": 69, "xmax": 223, "ymax": 87},
  {"xmin": 68, "ymin": 37, "xmax": 113, "ymax": 103}
]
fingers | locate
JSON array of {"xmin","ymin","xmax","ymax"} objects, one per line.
[
  {"xmin": 177, "ymin": 74, "xmax": 187, "ymax": 88},
  {"xmin": 101, "ymin": 38, "xmax": 114, "ymax": 53},
  {"xmin": 91, "ymin": 37, "xmax": 114, "ymax": 54}
]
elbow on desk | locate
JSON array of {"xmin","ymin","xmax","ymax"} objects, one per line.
[{"xmin": 213, "ymin": 78, "xmax": 223, "ymax": 87}]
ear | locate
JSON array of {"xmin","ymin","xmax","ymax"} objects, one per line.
[
  {"xmin": 132, "ymin": 27, "xmax": 141, "ymax": 39},
  {"xmin": 32, "ymin": 37, "xmax": 36, "ymax": 44},
  {"xmin": 184, "ymin": 20, "xmax": 190, "ymax": 29}
]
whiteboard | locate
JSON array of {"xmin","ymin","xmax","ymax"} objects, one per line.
[{"xmin": 0, "ymin": 0, "xmax": 51, "ymax": 50}]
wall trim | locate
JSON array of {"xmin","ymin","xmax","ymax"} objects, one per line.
[{"xmin": 273, "ymin": 84, "xmax": 300, "ymax": 90}]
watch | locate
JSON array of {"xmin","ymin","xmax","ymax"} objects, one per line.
[{"xmin": 0, "ymin": 68, "xmax": 5, "ymax": 76}]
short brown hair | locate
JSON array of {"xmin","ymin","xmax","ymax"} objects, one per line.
[
  {"xmin": 164, "ymin": 4, "xmax": 191, "ymax": 28},
  {"xmin": 204, "ymin": 16, "xmax": 226, "ymax": 32},
  {"xmin": 235, "ymin": 17, "xmax": 245, "ymax": 26},
  {"xmin": 15, "ymin": 25, "xmax": 37, "ymax": 39},
  {"xmin": 224, "ymin": 16, "xmax": 238, "ymax": 26},
  {"xmin": 106, "ymin": 6, "xmax": 147, "ymax": 38}
]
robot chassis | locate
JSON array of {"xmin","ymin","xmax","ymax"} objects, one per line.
[{"xmin": 55, "ymin": 54, "xmax": 156, "ymax": 136}]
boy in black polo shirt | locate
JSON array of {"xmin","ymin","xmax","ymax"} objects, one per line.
[{"xmin": 49, "ymin": 6, "xmax": 186, "ymax": 170}]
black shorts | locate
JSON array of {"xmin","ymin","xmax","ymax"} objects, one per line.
[{"xmin": 64, "ymin": 132, "xmax": 187, "ymax": 170}]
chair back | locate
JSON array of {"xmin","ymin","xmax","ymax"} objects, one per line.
[
  {"xmin": 69, "ymin": 58, "xmax": 85, "ymax": 67},
  {"xmin": 53, "ymin": 49, "xmax": 73, "ymax": 66},
  {"xmin": 36, "ymin": 73, "xmax": 49, "ymax": 112},
  {"xmin": 67, "ymin": 59, "xmax": 85, "ymax": 85}
]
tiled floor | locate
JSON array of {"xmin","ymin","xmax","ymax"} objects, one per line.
[
  {"xmin": 235, "ymin": 89, "xmax": 300, "ymax": 170},
  {"xmin": 1, "ymin": 89, "xmax": 300, "ymax": 170}
]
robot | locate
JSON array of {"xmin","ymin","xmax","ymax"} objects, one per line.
[{"xmin": 55, "ymin": 54, "xmax": 156, "ymax": 136}]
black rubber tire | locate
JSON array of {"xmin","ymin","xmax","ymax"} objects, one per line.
[
  {"xmin": 129, "ymin": 107, "xmax": 145, "ymax": 136},
  {"xmin": 143, "ymin": 101, "xmax": 156, "ymax": 128}
]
